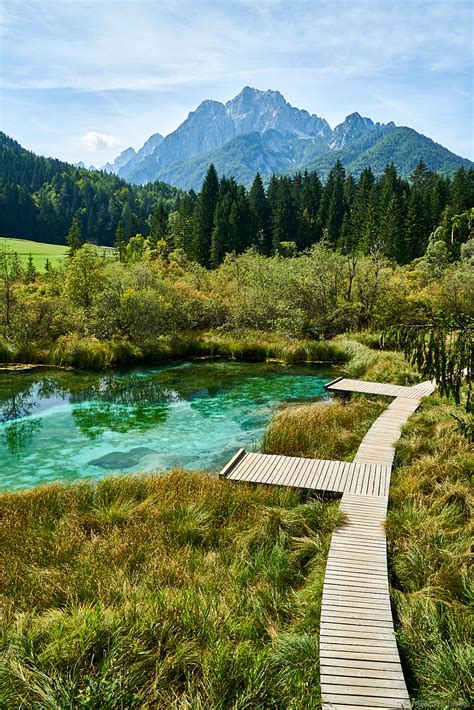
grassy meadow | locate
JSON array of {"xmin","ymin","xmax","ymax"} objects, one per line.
[
  {"xmin": 0, "ymin": 237, "xmax": 69, "ymax": 271},
  {"xmin": 0, "ymin": 237, "xmax": 114, "ymax": 272}
]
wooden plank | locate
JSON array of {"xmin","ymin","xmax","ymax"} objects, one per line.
[
  {"xmin": 253, "ymin": 454, "xmax": 284, "ymax": 484},
  {"xmin": 228, "ymin": 452, "xmax": 262, "ymax": 481},
  {"xmin": 283, "ymin": 454, "xmax": 308, "ymax": 488},
  {"xmin": 321, "ymin": 674, "xmax": 407, "ymax": 690},
  {"xmin": 292, "ymin": 459, "xmax": 311, "ymax": 488},
  {"xmin": 322, "ymin": 682, "xmax": 409, "ymax": 699},
  {"xmin": 320, "ymin": 657, "xmax": 405, "ymax": 674},
  {"xmin": 320, "ymin": 626, "xmax": 395, "ymax": 641},
  {"xmin": 321, "ymin": 693, "xmax": 409, "ymax": 708},
  {"xmin": 271, "ymin": 454, "xmax": 297, "ymax": 486},
  {"xmin": 218, "ymin": 448, "xmax": 246, "ymax": 478},
  {"xmin": 320, "ymin": 649, "xmax": 401, "ymax": 663},
  {"xmin": 321, "ymin": 607, "xmax": 392, "ymax": 623},
  {"xmin": 321, "ymin": 611, "xmax": 394, "ymax": 628},
  {"xmin": 232, "ymin": 454, "xmax": 268, "ymax": 483},
  {"xmin": 321, "ymin": 642, "xmax": 399, "ymax": 656},
  {"xmin": 320, "ymin": 626, "xmax": 396, "ymax": 642}
]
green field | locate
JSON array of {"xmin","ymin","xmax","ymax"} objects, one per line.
[
  {"xmin": 0, "ymin": 237, "xmax": 113, "ymax": 272},
  {"xmin": 0, "ymin": 236, "xmax": 68, "ymax": 271}
]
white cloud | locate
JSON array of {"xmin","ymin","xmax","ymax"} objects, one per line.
[{"xmin": 80, "ymin": 131, "xmax": 120, "ymax": 150}]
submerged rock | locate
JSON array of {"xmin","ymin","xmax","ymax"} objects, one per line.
[{"xmin": 89, "ymin": 446, "xmax": 156, "ymax": 469}]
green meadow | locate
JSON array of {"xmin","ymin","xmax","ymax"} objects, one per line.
[
  {"xmin": 0, "ymin": 237, "xmax": 113, "ymax": 272},
  {"xmin": 0, "ymin": 237, "xmax": 68, "ymax": 271}
]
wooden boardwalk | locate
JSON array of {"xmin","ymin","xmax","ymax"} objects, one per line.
[
  {"xmin": 222, "ymin": 451, "xmax": 392, "ymax": 497},
  {"xmin": 325, "ymin": 376, "xmax": 435, "ymax": 400},
  {"xmin": 220, "ymin": 377, "xmax": 435, "ymax": 709}
]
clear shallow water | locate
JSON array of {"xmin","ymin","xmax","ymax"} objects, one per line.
[{"xmin": 0, "ymin": 360, "xmax": 338, "ymax": 491}]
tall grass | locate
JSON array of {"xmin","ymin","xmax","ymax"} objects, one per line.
[
  {"xmin": 0, "ymin": 331, "xmax": 351, "ymax": 370},
  {"xmin": 333, "ymin": 336, "xmax": 420, "ymax": 384},
  {"xmin": 262, "ymin": 397, "xmax": 385, "ymax": 461},
  {"xmin": 387, "ymin": 396, "xmax": 473, "ymax": 706},
  {"xmin": 0, "ymin": 471, "xmax": 343, "ymax": 708}
]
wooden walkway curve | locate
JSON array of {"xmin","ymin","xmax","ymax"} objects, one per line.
[{"xmin": 220, "ymin": 377, "xmax": 435, "ymax": 709}]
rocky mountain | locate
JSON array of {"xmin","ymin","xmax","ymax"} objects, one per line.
[
  {"xmin": 104, "ymin": 87, "xmax": 472, "ymax": 188},
  {"xmin": 74, "ymin": 161, "xmax": 97, "ymax": 170},
  {"xmin": 101, "ymin": 147, "xmax": 136, "ymax": 174},
  {"xmin": 329, "ymin": 113, "xmax": 393, "ymax": 150}
]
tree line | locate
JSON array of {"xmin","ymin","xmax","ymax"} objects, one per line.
[
  {"xmin": 1, "ymin": 131, "xmax": 473, "ymax": 265},
  {"xmin": 0, "ymin": 133, "xmax": 180, "ymax": 246},
  {"xmin": 154, "ymin": 162, "xmax": 473, "ymax": 267}
]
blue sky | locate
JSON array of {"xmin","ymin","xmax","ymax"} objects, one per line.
[{"xmin": 1, "ymin": 0, "xmax": 472, "ymax": 165}]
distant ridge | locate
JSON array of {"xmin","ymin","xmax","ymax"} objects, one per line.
[{"xmin": 97, "ymin": 87, "xmax": 472, "ymax": 189}]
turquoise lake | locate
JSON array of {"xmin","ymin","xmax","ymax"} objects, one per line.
[{"xmin": 0, "ymin": 360, "xmax": 338, "ymax": 491}]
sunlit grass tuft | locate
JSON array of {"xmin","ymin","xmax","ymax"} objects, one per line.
[{"xmin": 262, "ymin": 397, "xmax": 385, "ymax": 461}]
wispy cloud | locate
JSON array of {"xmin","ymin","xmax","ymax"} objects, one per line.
[
  {"xmin": 1, "ymin": 0, "xmax": 472, "ymax": 161},
  {"xmin": 81, "ymin": 131, "xmax": 120, "ymax": 151}
]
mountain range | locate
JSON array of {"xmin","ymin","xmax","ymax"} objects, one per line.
[{"xmin": 101, "ymin": 87, "xmax": 473, "ymax": 190}]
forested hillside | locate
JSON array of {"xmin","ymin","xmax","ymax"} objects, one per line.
[
  {"xmin": 1, "ymin": 132, "xmax": 473, "ymax": 265},
  {"xmin": 0, "ymin": 133, "xmax": 180, "ymax": 246}
]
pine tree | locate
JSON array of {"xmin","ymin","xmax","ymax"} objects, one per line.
[
  {"xmin": 149, "ymin": 200, "xmax": 169, "ymax": 248},
  {"xmin": 66, "ymin": 217, "xmax": 83, "ymax": 258},
  {"xmin": 168, "ymin": 211, "xmax": 194, "ymax": 254},
  {"xmin": 193, "ymin": 164, "xmax": 219, "ymax": 266},
  {"xmin": 24, "ymin": 254, "xmax": 37, "ymax": 283},
  {"xmin": 229, "ymin": 186, "xmax": 254, "ymax": 254},
  {"xmin": 271, "ymin": 178, "xmax": 298, "ymax": 253},
  {"xmin": 211, "ymin": 193, "xmax": 233, "ymax": 267},
  {"xmin": 350, "ymin": 167, "xmax": 375, "ymax": 251},
  {"xmin": 326, "ymin": 162, "xmax": 346, "ymax": 246},
  {"xmin": 114, "ymin": 220, "xmax": 127, "ymax": 262},
  {"xmin": 44, "ymin": 258, "xmax": 51, "ymax": 273},
  {"xmin": 249, "ymin": 173, "xmax": 271, "ymax": 254},
  {"xmin": 298, "ymin": 171, "xmax": 323, "ymax": 250}
]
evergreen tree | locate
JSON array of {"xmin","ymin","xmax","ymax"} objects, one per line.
[
  {"xmin": 249, "ymin": 173, "xmax": 271, "ymax": 254},
  {"xmin": 229, "ymin": 186, "xmax": 254, "ymax": 254},
  {"xmin": 193, "ymin": 164, "xmax": 219, "ymax": 266},
  {"xmin": 350, "ymin": 167, "xmax": 375, "ymax": 251},
  {"xmin": 149, "ymin": 200, "xmax": 169, "ymax": 248},
  {"xmin": 211, "ymin": 193, "xmax": 234, "ymax": 267},
  {"xmin": 114, "ymin": 220, "xmax": 127, "ymax": 262},
  {"xmin": 24, "ymin": 254, "xmax": 37, "ymax": 283},
  {"xmin": 66, "ymin": 217, "xmax": 83, "ymax": 258},
  {"xmin": 298, "ymin": 171, "xmax": 323, "ymax": 250},
  {"xmin": 168, "ymin": 211, "xmax": 194, "ymax": 254},
  {"xmin": 324, "ymin": 161, "xmax": 346, "ymax": 246},
  {"xmin": 271, "ymin": 178, "xmax": 298, "ymax": 253}
]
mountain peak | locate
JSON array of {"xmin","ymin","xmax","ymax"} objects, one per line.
[
  {"xmin": 101, "ymin": 146, "xmax": 136, "ymax": 174},
  {"xmin": 330, "ymin": 113, "xmax": 384, "ymax": 150}
]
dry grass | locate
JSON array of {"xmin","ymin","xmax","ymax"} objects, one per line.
[
  {"xmin": 0, "ymin": 470, "xmax": 343, "ymax": 709},
  {"xmin": 262, "ymin": 397, "xmax": 385, "ymax": 461},
  {"xmin": 387, "ymin": 396, "xmax": 474, "ymax": 706}
]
